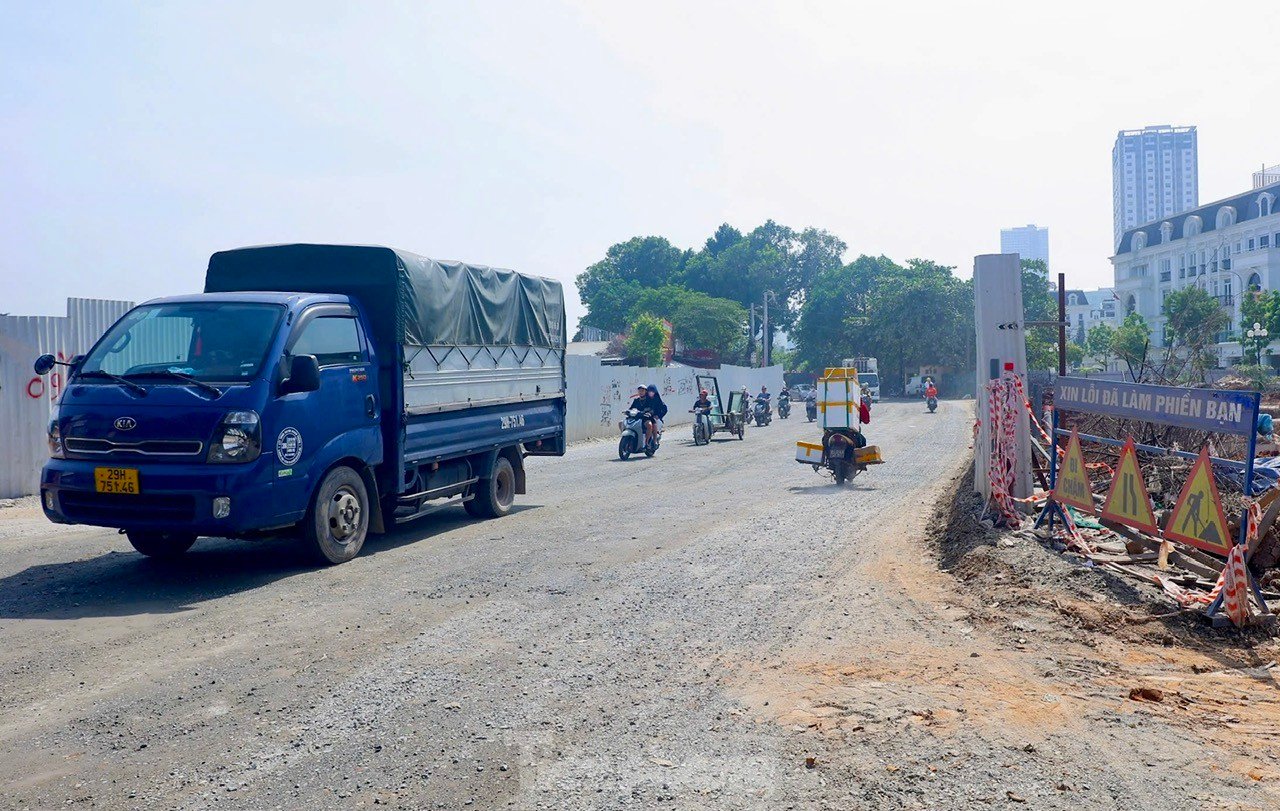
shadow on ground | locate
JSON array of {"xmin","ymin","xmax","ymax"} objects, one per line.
[{"xmin": 0, "ymin": 504, "xmax": 539, "ymax": 621}]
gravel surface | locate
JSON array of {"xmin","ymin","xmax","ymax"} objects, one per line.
[{"xmin": 0, "ymin": 400, "xmax": 1274, "ymax": 809}]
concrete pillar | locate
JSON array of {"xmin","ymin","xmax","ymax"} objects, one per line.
[{"xmin": 973, "ymin": 253, "xmax": 1032, "ymax": 500}]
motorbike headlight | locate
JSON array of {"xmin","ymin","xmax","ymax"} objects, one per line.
[
  {"xmin": 208, "ymin": 410, "xmax": 261, "ymax": 463},
  {"xmin": 47, "ymin": 418, "xmax": 64, "ymax": 459}
]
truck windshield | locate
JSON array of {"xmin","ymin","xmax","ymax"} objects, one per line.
[
  {"xmin": 79, "ymin": 302, "xmax": 284, "ymax": 384},
  {"xmin": 862, "ymin": 373, "xmax": 879, "ymax": 387}
]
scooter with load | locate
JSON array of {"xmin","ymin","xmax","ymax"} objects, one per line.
[{"xmin": 796, "ymin": 365, "xmax": 884, "ymax": 485}]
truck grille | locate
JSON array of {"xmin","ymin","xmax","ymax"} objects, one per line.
[
  {"xmin": 65, "ymin": 437, "xmax": 204, "ymax": 458},
  {"xmin": 60, "ymin": 491, "xmax": 197, "ymax": 524}
]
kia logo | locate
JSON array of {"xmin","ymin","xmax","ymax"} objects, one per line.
[{"xmin": 114, "ymin": 417, "xmax": 137, "ymax": 431}]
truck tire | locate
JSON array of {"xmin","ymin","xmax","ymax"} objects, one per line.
[
  {"xmin": 126, "ymin": 531, "xmax": 196, "ymax": 560},
  {"xmin": 472, "ymin": 456, "xmax": 516, "ymax": 518},
  {"xmin": 303, "ymin": 466, "xmax": 370, "ymax": 565}
]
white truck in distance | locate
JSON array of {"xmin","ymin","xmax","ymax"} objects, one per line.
[{"xmin": 843, "ymin": 357, "xmax": 879, "ymax": 402}]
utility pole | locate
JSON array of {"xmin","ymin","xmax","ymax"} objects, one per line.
[
  {"xmin": 748, "ymin": 305, "xmax": 757, "ymax": 366},
  {"xmin": 1057, "ymin": 272, "xmax": 1067, "ymax": 377},
  {"xmin": 762, "ymin": 292, "xmax": 770, "ymax": 368}
]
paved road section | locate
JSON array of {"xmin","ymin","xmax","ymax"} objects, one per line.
[{"xmin": 4, "ymin": 400, "xmax": 1254, "ymax": 810}]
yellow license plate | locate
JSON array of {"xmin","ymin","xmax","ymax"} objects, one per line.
[{"xmin": 95, "ymin": 467, "xmax": 140, "ymax": 495}]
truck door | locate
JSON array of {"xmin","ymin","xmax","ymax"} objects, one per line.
[{"xmin": 268, "ymin": 305, "xmax": 382, "ymax": 521}]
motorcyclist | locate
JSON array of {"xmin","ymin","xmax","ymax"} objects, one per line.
[
  {"xmin": 778, "ymin": 385, "xmax": 790, "ymax": 414},
  {"xmin": 924, "ymin": 379, "xmax": 938, "ymax": 400},
  {"xmin": 643, "ymin": 383, "xmax": 668, "ymax": 446},
  {"xmin": 693, "ymin": 389, "xmax": 712, "ymax": 411},
  {"xmin": 754, "ymin": 386, "xmax": 772, "ymax": 422},
  {"xmin": 626, "ymin": 385, "xmax": 654, "ymax": 442}
]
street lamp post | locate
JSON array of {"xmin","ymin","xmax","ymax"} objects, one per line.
[{"xmin": 1247, "ymin": 321, "xmax": 1270, "ymax": 367}]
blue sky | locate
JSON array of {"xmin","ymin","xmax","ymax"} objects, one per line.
[{"xmin": 3, "ymin": 1, "xmax": 1278, "ymax": 330}]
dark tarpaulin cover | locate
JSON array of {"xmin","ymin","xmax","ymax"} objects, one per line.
[{"xmin": 204, "ymin": 244, "xmax": 566, "ymax": 355}]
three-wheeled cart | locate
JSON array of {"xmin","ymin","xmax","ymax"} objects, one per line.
[{"xmin": 692, "ymin": 374, "xmax": 746, "ymax": 444}]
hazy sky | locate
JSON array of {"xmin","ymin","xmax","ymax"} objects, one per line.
[{"xmin": 4, "ymin": 1, "xmax": 1278, "ymax": 329}]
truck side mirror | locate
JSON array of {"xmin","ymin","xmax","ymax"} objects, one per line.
[
  {"xmin": 281, "ymin": 354, "xmax": 321, "ymax": 395},
  {"xmin": 33, "ymin": 354, "xmax": 57, "ymax": 375}
]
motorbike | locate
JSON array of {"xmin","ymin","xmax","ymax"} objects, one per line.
[
  {"xmin": 777, "ymin": 395, "xmax": 791, "ymax": 419},
  {"xmin": 753, "ymin": 398, "xmax": 772, "ymax": 427},
  {"xmin": 618, "ymin": 408, "xmax": 660, "ymax": 460},
  {"xmin": 691, "ymin": 406, "xmax": 712, "ymax": 446},
  {"xmin": 926, "ymin": 395, "xmax": 937, "ymax": 413},
  {"xmin": 823, "ymin": 429, "xmax": 868, "ymax": 486},
  {"xmin": 805, "ymin": 397, "xmax": 817, "ymax": 422}
]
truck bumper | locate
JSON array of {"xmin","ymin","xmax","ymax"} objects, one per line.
[{"xmin": 40, "ymin": 458, "xmax": 290, "ymax": 536}]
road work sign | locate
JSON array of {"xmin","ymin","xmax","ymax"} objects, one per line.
[
  {"xmin": 1164, "ymin": 446, "xmax": 1233, "ymax": 556},
  {"xmin": 1100, "ymin": 438, "xmax": 1158, "ymax": 534},
  {"xmin": 1051, "ymin": 429, "xmax": 1094, "ymax": 511},
  {"xmin": 1054, "ymin": 377, "xmax": 1257, "ymax": 436}
]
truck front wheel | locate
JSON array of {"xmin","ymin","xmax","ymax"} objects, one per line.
[
  {"xmin": 126, "ymin": 531, "xmax": 196, "ymax": 560},
  {"xmin": 470, "ymin": 456, "xmax": 515, "ymax": 518},
  {"xmin": 303, "ymin": 466, "xmax": 370, "ymax": 565}
]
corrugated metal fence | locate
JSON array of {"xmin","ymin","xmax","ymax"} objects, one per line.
[{"xmin": 0, "ymin": 298, "xmax": 133, "ymax": 498}]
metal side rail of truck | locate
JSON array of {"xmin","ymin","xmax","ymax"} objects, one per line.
[{"xmin": 32, "ymin": 244, "xmax": 567, "ymax": 565}]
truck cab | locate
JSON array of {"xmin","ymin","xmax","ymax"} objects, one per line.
[{"xmin": 36, "ymin": 244, "xmax": 567, "ymax": 565}]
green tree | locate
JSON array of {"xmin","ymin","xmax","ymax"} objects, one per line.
[
  {"xmin": 1240, "ymin": 289, "xmax": 1280, "ymax": 365},
  {"xmin": 576, "ymin": 237, "xmax": 690, "ymax": 331},
  {"xmin": 1066, "ymin": 341, "xmax": 1085, "ymax": 369},
  {"xmin": 793, "ymin": 255, "xmax": 973, "ymax": 392},
  {"xmin": 630, "ymin": 285, "xmax": 695, "ymax": 322},
  {"xmin": 1162, "ymin": 286, "xmax": 1230, "ymax": 382},
  {"xmin": 1085, "ymin": 322, "xmax": 1115, "ymax": 369},
  {"xmin": 625, "ymin": 314, "xmax": 667, "ymax": 367},
  {"xmin": 670, "ymin": 295, "xmax": 746, "ymax": 358},
  {"xmin": 1020, "ymin": 260, "xmax": 1058, "ymax": 371},
  {"xmin": 1112, "ymin": 313, "xmax": 1152, "ymax": 381}
]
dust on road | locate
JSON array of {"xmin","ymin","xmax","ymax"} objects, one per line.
[{"xmin": 0, "ymin": 400, "xmax": 1271, "ymax": 809}]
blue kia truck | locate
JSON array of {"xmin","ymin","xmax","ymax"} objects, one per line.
[{"xmin": 33, "ymin": 244, "xmax": 567, "ymax": 564}]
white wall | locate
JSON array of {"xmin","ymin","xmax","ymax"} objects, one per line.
[
  {"xmin": 564, "ymin": 354, "xmax": 784, "ymax": 442},
  {"xmin": 0, "ymin": 299, "xmax": 785, "ymax": 497}
]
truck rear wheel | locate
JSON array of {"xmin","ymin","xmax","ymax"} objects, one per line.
[
  {"xmin": 303, "ymin": 466, "xmax": 370, "ymax": 565},
  {"xmin": 126, "ymin": 531, "xmax": 196, "ymax": 560},
  {"xmin": 471, "ymin": 456, "xmax": 515, "ymax": 518}
]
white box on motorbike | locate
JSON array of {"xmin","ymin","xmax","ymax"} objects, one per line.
[
  {"xmin": 796, "ymin": 440, "xmax": 823, "ymax": 464},
  {"xmin": 820, "ymin": 367, "xmax": 859, "ymax": 430}
]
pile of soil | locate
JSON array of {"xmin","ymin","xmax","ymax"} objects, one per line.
[{"xmin": 933, "ymin": 468, "xmax": 1276, "ymax": 645}]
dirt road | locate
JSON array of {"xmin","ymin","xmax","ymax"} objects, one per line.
[{"xmin": 0, "ymin": 400, "xmax": 1272, "ymax": 809}]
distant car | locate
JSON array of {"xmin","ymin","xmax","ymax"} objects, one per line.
[{"xmin": 791, "ymin": 384, "xmax": 815, "ymax": 400}]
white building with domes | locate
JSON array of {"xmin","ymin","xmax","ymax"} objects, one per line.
[{"xmin": 1111, "ymin": 179, "xmax": 1280, "ymax": 367}]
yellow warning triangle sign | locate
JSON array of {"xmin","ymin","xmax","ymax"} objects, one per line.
[
  {"xmin": 1164, "ymin": 446, "xmax": 1233, "ymax": 556},
  {"xmin": 1100, "ymin": 437, "xmax": 1159, "ymax": 534},
  {"xmin": 1051, "ymin": 429, "xmax": 1095, "ymax": 512}
]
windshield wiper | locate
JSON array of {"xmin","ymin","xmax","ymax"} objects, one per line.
[
  {"xmin": 124, "ymin": 370, "xmax": 223, "ymax": 398},
  {"xmin": 76, "ymin": 369, "xmax": 148, "ymax": 396}
]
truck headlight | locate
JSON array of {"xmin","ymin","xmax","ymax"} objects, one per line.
[
  {"xmin": 48, "ymin": 419, "xmax": 64, "ymax": 459},
  {"xmin": 208, "ymin": 411, "xmax": 261, "ymax": 463}
]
